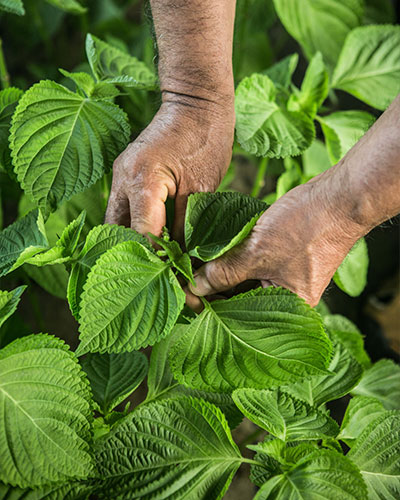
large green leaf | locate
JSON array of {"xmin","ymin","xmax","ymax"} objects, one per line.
[
  {"xmin": 284, "ymin": 330, "xmax": 363, "ymax": 407},
  {"xmin": 0, "ymin": 334, "xmax": 93, "ymax": 488},
  {"xmin": 0, "ymin": 210, "xmax": 48, "ymax": 277},
  {"xmin": 323, "ymin": 314, "xmax": 371, "ymax": 369},
  {"xmin": 332, "ymin": 25, "xmax": 400, "ymax": 110},
  {"xmin": 185, "ymin": 192, "xmax": 267, "ymax": 262},
  {"xmin": 0, "ymin": 0, "xmax": 24, "ymax": 15},
  {"xmin": 67, "ymin": 224, "xmax": 151, "ymax": 320},
  {"xmin": 24, "ymin": 264, "xmax": 69, "ymax": 299},
  {"xmin": 145, "ymin": 327, "xmax": 243, "ymax": 428},
  {"xmin": 0, "ymin": 480, "xmax": 93, "ymax": 500},
  {"xmin": 10, "ymin": 80, "xmax": 130, "ymax": 212},
  {"xmin": 338, "ymin": 396, "xmax": 386, "ymax": 444},
  {"xmin": 85, "ymin": 34, "xmax": 157, "ymax": 89},
  {"xmin": 235, "ymin": 74, "xmax": 315, "ymax": 158},
  {"xmin": 81, "ymin": 351, "xmax": 148, "ymax": 415},
  {"xmin": 93, "ymin": 397, "xmax": 242, "ymax": 499},
  {"xmin": 76, "ymin": 241, "xmax": 185, "ymax": 355},
  {"xmin": 318, "ymin": 111, "xmax": 375, "ymax": 164},
  {"xmin": 26, "ymin": 211, "xmax": 86, "ymax": 266},
  {"xmin": 44, "ymin": 0, "xmax": 86, "ymax": 14},
  {"xmin": 0, "ymin": 88, "xmax": 23, "ymax": 173},
  {"xmin": 334, "ymin": 238, "xmax": 368, "ymax": 297},
  {"xmin": 263, "ymin": 54, "xmax": 299, "ymax": 89},
  {"xmin": 170, "ymin": 287, "xmax": 331, "ymax": 393},
  {"xmin": 232, "ymin": 388, "xmax": 338, "ymax": 441},
  {"xmin": 348, "ymin": 411, "xmax": 400, "ymax": 499},
  {"xmin": 0, "ymin": 286, "xmax": 26, "ymax": 330},
  {"xmin": 352, "ymin": 359, "xmax": 400, "ymax": 410},
  {"xmin": 302, "ymin": 139, "xmax": 331, "ymax": 178},
  {"xmin": 254, "ymin": 449, "xmax": 367, "ymax": 499},
  {"xmin": 288, "ymin": 52, "xmax": 329, "ymax": 118}
]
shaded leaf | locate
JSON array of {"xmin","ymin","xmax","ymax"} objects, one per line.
[
  {"xmin": 0, "ymin": 0, "xmax": 24, "ymax": 15},
  {"xmin": 44, "ymin": 0, "xmax": 86, "ymax": 14},
  {"xmin": 0, "ymin": 286, "xmax": 26, "ymax": 329},
  {"xmin": 334, "ymin": 238, "xmax": 368, "ymax": 297},
  {"xmin": 263, "ymin": 54, "xmax": 299, "ymax": 89},
  {"xmin": 0, "ymin": 88, "xmax": 23, "ymax": 174}
]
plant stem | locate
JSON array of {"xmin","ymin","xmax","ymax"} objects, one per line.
[
  {"xmin": 0, "ymin": 38, "xmax": 10, "ymax": 89},
  {"xmin": 251, "ymin": 157, "xmax": 269, "ymax": 198}
]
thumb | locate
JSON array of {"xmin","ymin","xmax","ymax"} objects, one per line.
[
  {"xmin": 129, "ymin": 182, "xmax": 170, "ymax": 238},
  {"xmin": 189, "ymin": 251, "xmax": 250, "ymax": 296}
]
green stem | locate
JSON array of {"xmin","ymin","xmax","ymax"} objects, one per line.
[
  {"xmin": 242, "ymin": 457, "xmax": 265, "ymax": 467},
  {"xmin": 251, "ymin": 157, "xmax": 269, "ymax": 198},
  {"xmin": 0, "ymin": 38, "xmax": 10, "ymax": 89}
]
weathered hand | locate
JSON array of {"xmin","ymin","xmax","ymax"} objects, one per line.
[
  {"xmin": 105, "ymin": 95, "xmax": 235, "ymax": 241},
  {"xmin": 188, "ymin": 166, "xmax": 366, "ymax": 307}
]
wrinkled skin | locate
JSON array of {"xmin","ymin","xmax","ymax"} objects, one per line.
[{"xmin": 105, "ymin": 96, "xmax": 235, "ymax": 242}]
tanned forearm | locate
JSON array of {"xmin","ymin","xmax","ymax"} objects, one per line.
[
  {"xmin": 315, "ymin": 95, "xmax": 400, "ymax": 238},
  {"xmin": 149, "ymin": 0, "xmax": 236, "ymax": 109}
]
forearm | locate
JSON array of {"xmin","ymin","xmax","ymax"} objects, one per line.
[
  {"xmin": 314, "ymin": 95, "xmax": 400, "ymax": 239},
  {"xmin": 149, "ymin": 0, "xmax": 236, "ymax": 108}
]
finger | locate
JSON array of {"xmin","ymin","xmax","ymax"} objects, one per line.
[
  {"xmin": 105, "ymin": 192, "xmax": 131, "ymax": 227},
  {"xmin": 171, "ymin": 193, "xmax": 189, "ymax": 244},
  {"xmin": 129, "ymin": 183, "xmax": 170, "ymax": 237},
  {"xmin": 184, "ymin": 286, "xmax": 204, "ymax": 313},
  {"xmin": 188, "ymin": 251, "xmax": 250, "ymax": 297}
]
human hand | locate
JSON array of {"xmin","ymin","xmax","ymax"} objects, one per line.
[
  {"xmin": 187, "ymin": 166, "xmax": 366, "ymax": 307},
  {"xmin": 105, "ymin": 94, "xmax": 235, "ymax": 241}
]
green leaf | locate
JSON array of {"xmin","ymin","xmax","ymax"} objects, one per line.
[
  {"xmin": 276, "ymin": 162, "xmax": 302, "ymax": 199},
  {"xmin": 0, "ymin": 0, "xmax": 24, "ymax": 15},
  {"xmin": 0, "ymin": 286, "xmax": 26, "ymax": 329},
  {"xmin": 44, "ymin": 0, "xmax": 86, "ymax": 14},
  {"xmin": 235, "ymin": 74, "xmax": 315, "ymax": 158},
  {"xmin": 334, "ymin": 238, "xmax": 368, "ymax": 297},
  {"xmin": 85, "ymin": 34, "xmax": 157, "ymax": 90},
  {"xmin": 0, "ymin": 334, "xmax": 93, "ymax": 488},
  {"xmin": 170, "ymin": 287, "xmax": 331, "ymax": 393},
  {"xmin": 302, "ymin": 139, "xmax": 332, "ymax": 178},
  {"xmin": 348, "ymin": 411, "xmax": 400, "ymax": 499},
  {"xmin": 233, "ymin": 388, "xmax": 339, "ymax": 441},
  {"xmin": 284, "ymin": 329, "xmax": 363, "ymax": 407},
  {"xmin": 272, "ymin": 0, "xmax": 364, "ymax": 70},
  {"xmin": 323, "ymin": 314, "xmax": 371, "ymax": 369},
  {"xmin": 364, "ymin": 0, "xmax": 396, "ymax": 24},
  {"xmin": 338, "ymin": 396, "xmax": 386, "ymax": 444},
  {"xmin": 10, "ymin": 80, "xmax": 130, "ymax": 212},
  {"xmin": 58, "ymin": 69, "xmax": 95, "ymax": 96},
  {"xmin": 318, "ymin": 111, "xmax": 375, "ymax": 164},
  {"xmin": 26, "ymin": 210, "xmax": 86, "ymax": 266},
  {"xmin": 0, "ymin": 480, "xmax": 93, "ymax": 500},
  {"xmin": 352, "ymin": 359, "xmax": 400, "ymax": 410},
  {"xmin": 254, "ymin": 449, "xmax": 367, "ymax": 500},
  {"xmin": 81, "ymin": 351, "xmax": 148, "ymax": 415},
  {"xmin": 77, "ymin": 240, "xmax": 185, "ymax": 355},
  {"xmin": 185, "ymin": 192, "xmax": 267, "ymax": 262},
  {"xmin": 263, "ymin": 53, "xmax": 299, "ymax": 89},
  {"xmin": 145, "ymin": 327, "xmax": 243, "ymax": 428},
  {"xmin": 93, "ymin": 397, "xmax": 242, "ymax": 499},
  {"xmin": 25, "ymin": 263, "xmax": 69, "ymax": 299},
  {"xmin": 332, "ymin": 25, "xmax": 400, "ymax": 110},
  {"xmin": 67, "ymin": 224, "xmax": 152, "ymax": 320},
  {"xmin": 0, "ymin": 209, "xmax": 48, "ymax": 277},
  {"xmin": 288, "ymin": 52, "xmax": 329, "ymax": 118},
  {"xmin": 0, "ymin": 88, "xmax": 23, "ymax": 173}
]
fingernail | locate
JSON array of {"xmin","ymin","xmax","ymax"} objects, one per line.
[{"xmin": 189, "ymin": 275, "xmax": 213, "ymax": 296}]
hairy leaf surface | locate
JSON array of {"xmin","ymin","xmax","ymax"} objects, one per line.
[
  {"xmin": 67, "ymin": 224, "xmax": 151, "ymax": 320},
  {"xmin": 0, "ymin": 286, "xmax": 26, "ymax": 329},
  {"xmin": 0, "ymin": 88, "xmax": 23, "ymax": 173},
  {"xmin": 233, "ymin": 388, "xmax": 338, "ymax": 441},
  {"xmin": 170, "ymin": 288, "xmax": 331, "ymax": 393},
  {"xmin": 0, "ymin": 0, "xmax": 24, "ymax": 15},
  {"xmin": 338, "ymin": 396, "xmax": 386, "ymax": 444},
  {"xmin": 10, "ymin": 80, "xmax": 130, "ymax": 212},
  {"xmin": 86, "ymin": 34, "xmax": 157, "ymax": 89},
  {"xmin": 94, "ymin": 397, "xmax": 242, "ymax": 499},
  {"xmin": 235, "ymin": 74, "xmax": 315, "ymax": 158},
  {"xmin": 0, "ymin": 480, "xmax": 93, "ymax": 499},
  {"xmin": 254, "ymin": 449, "xmax": 367, "ymax": 499},
  {"xmin": 348, "ymin": 411, "xmax": 400, "ymax": 499},
  {"xmin": 272, "ymin": 0, "xmax": 363, "ymax": 69},
  {"xmin": 352, "ymin": 359, "xmax": 400, "ymax": 410},
  {"xmin": 332, "ymin": 25, "xmax": 400, "ymax": 110},
  {"xmin": 77, "ymin": 241, "xmax": 185, "ymax": 355},
  {"xmin": 0, "ymin": 334, "xmax": 93, "ymax": 487},
  {"xmin": 81, "ymin": 351, "xmax": 148, "ymax": 414},
  {"xmin": 334, "ymin": 238, "xmax": 368, "ymax": 297},
  {"xmin": 185, "ymin": 192, "xmax": 267, "ymax": 261},
  {"xmin": 0, "ymin": 210, "xmax": 48, "ymax": 277}
]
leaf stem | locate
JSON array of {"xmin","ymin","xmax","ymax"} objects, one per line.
[
  {"xmin": 251, "ymin": 157, "xmax": 269, "ymax": 198},
  {"xmin": 0, "ymin": 38, "xmax": 10, "ymax": 89},
  {"xmin": 241, "ymin": 457, "xmax": 265, "ymax": 467}
]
